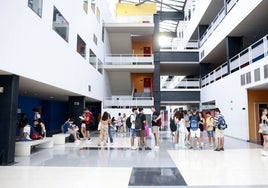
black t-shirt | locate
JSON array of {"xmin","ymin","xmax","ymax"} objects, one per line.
[
  {"xmin": 140, "ymin": 113, "xmax": 146, "ymax": 130},
  {"xmin": 152, "ymin": 111, "xmax": 159, "ymax": 126}
]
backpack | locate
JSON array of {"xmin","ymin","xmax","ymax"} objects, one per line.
[
  {"xmin": 157, "ymin": 118, "xmax": 162, "ymax": 127},
  {"xmin": 218, "ymin": 116, "xmax": 227, "ymax": 130},
  {"xmin": 170, "ymin": 118, "xmax": 177, "ymax": 132},
  {"xmin": 135, "ymin": 113, "xmax": 143, "ymax": 130},
  {"xmin": 126, "ymin": 115, "xmax": 132, "ymax": 129},
  {"xmin": 190, "ymin": 115, "xmax": 199, "ymax": 130}
]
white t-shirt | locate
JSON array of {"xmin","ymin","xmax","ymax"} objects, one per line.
[
  {"xmin": 130, "ymin": 114, "xmax": 136, "ymax": 129},
  {"xmin": 23, "ymin": 124, "xmax": 32, "ymax": 140}
]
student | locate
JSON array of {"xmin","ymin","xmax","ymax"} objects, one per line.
[
  {"xmin": 150, "ymin": 105, "xmax": 161, "ymax": 149},
  {"xmin": 214, "ymin": 108, "xmax": 225, "ymax": 151},
  {"xmin": 136, "ymin": 107, "xmax": 151, "ymax": 150},
  {"xmin": 20, "ymin": 119, "xmax": 32, "ymax": 141},
  {"xmin": 130, "ymin": 108, "xmax": 138, "ymax": 150},
  {"xmin": 206, "ymin": 111, "xmax": 215, "ymax": 148},
  {"xmin": 189, "ymin": 109, "xmax": 202, "ymax": 149},
  {"xmin": 98, "ymin": 111, "xmax": 110, "ymax": 146},
  {"xmin": 63, "ymin": 118, "xmax": 80, "ymax": 143}
]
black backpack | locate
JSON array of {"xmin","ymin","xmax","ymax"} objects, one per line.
[
  {"xmin": 170, "ymin": 118, "xmax": 177, "ymax": 132},
  {"xmin": 135, "ymin": 113, "xmax": 143, "ymax": 130},
  {"xmin": 126, "ymin": 115, "xmax": 132, "ymax": 129}
]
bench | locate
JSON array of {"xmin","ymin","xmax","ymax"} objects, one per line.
[
  {"xmin": 15, "ymin": 137, "xmax": 54, "ymax": 156},
  {"xmin": 52, "ymin": 133, "xmax": 70, "ymax": 145}
]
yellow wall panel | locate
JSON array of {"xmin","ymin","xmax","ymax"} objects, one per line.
[{"xmin": 116, "ymin": 3, "xmax": 156, "ymax": 16}]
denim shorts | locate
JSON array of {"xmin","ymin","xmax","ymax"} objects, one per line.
[
  {"xmin": 207, "ymin": 130, "xmax": 214, "ymax": 137},
  {"xmin": 130, "ymin": 128, "xmax": 136, "ymax": 137}
]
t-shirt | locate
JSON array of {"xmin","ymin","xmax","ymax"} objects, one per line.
[
  {"xmin": 130, "ymin": 114, "xmax": 136, "ymax": 129},
  {"xmin": 140, "ymin": 114, "xmax": 146, "ymax": 130},
  {"xmin": 63, "ymin": 121, "xmax": 71, "ymax": 134},
  {"xmin": 23, "ymin": 124, "xmax": 32, "ymax": 140},
  {"xmin": 152, "ymin": 111, "xmax": 160, "ymax": 126}
]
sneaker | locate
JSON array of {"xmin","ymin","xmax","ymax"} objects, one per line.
[
  {"xmin": 220, "ymin": 147, "xmax": 224, "ymax": 151},
  {"xmin": 75, "ymin": 140, "xmax": 81, "ymax": 143},
  {"xmin": 188, "ymin": 147, "xmax": 193, "ymax": 149},
  {"xmin": 131, "ymin": 146, "xmax": 137, "ymax": 150},
  {"xmin": 154, "ymin": 146, "xmax": 160, "ymax": 149},
  {"xmin": 145, "ymin": 147, "xmax": 152, "ymax": 150},
  {"xmin": 88, "ymin": 138, "xmax": 91, "ymax": 141},
  {"xmin": 214, "ymin": 148, "xmax": 221, "ymax": 151},
  {"xmin": 139, "ymin": 147, "xmax": 142, "ymax": 150}
]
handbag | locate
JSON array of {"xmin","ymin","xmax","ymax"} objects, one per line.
[{"xmin": 259, "ymin": 120, "xmax": 268, "ymax": 134}]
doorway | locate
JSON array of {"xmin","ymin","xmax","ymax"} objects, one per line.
[{"xmin": 254, "ymin": 103, "xmax": 268, "ymax": 144}]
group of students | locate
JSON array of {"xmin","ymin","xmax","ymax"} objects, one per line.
[
  {"xmin": 17, "ymin": 108, "xmax": 46, "ymax": 141},
  {"xmin": 63, "ymin": 107, "xmax": 94, "ymax": 143},
  {"xmin": 172, "ymin": 108, "xmax": 226, "ymax": 151},
  {"xmin": 86, "ymin": 106, "xmax": 161, "ymax": 150}
]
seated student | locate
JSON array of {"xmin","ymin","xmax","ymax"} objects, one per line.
[
  {"xmin": 63, "ymin": 118, "xmax": 80, "ymax": 142},
  {"xmin": 33, "ymin": 119, "xmax": 43, "ymax": 138},
  {"xmin": 20, "ymin": 119, "xmax": 32, "ymax": 141},
  {"xmin": 37, "ymin": 118, "xmax": 46, "ymax": 137}
]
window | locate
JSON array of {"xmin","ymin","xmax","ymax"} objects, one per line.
[
  {"xmin": 98, "ymin": 59, "xmax": 103, "ymax": 74},
  {"xmin": 83, "ymin": 0, "xmax": 88, "ymax": 14},
  {"xmin": 28, "ymin": 0, "xmax": 43, "ymax": 17},
  {"xmin": 254, "ymin": 68, "xmax": 260, "ymax": 82},
  {"xmin": 102, "ymin": 22, "xmax": 105, "ymax": 42},
  {"xmin": 96, "ymin": 7, "xmax": 100, "ymax": 23},
  {"xmin": 91, "ymin": 0, "xmax": 95, "ymax": 14},
  {"xmin": 77, "ymin": 35, "xmax": 86, "ymax": 58},
  {"xmin": 246, "ymin": 72, "xmax": 251, "ymax": 84},
  {"xmin": 241, "ymin": 74, "xmax": 245, "ymax": 86},
  {"xmin": 89, "ymin": 49, "xmax": 96, "ymax": 68},
  {"xmin": 52, "ymin": 7, "xmax": 69, "ymax": 42},
  {"xmin": 264, "ymin": 64, "xmax": 268, "ymax": 78},
  {"xmin": 93, "ymin": 34, "xmax": 98, "ymax": 45}
]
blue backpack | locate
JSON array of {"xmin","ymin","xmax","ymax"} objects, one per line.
[
  {"xmin": 218, "ymin": 116, "xmax": 227, "ymax": 130},
  {"xmin": 190, "ymin": 115, "xmax": 199, "ymax": 130}
]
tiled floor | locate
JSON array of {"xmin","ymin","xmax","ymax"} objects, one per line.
[{"xmin": 1, "ymin": 131, "xmax": 268, "ymax": 188}]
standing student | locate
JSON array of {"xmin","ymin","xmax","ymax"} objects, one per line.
[
  {"xmin": 130, "ymin": 108, "xmax": 138, "ymax": 150},
  {"xmin": 189, "ymin": 109, "xmax": 202, "ymax": 149},
  {"xmin": 84, "ymin": 108, "xmax": 93, "ymax": 141},
  {"xmin": 136, "ymin": 107, "xmax": 151, "ymax": 150},
  {"xmin": 150, "ymin": 106, "xmax": 161, "ymax": 149},
  {"xmin": 214, "ymin": 108, "xmax": 225, "ymax": 151},
  {"xmin": 98, "ymin": 111, "xmax": 110, "ymax": 147},
  {"xmin": 206, "ymin": 111, "xmax": 215, "ymax": 148},
  {"xmin": 260, "ymin": 108, "xmax": 268, "ymax": 156}
]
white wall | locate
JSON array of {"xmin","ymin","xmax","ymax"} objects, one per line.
[
  {"xmin": 199, "ymin": 0, "xmax": 262, "ymax": 61},
  {"xmin": 201, "ymin": 56, "xmax": 268, "ymax": 141},
  {"xmin": 0, "ymin": 0, "xmax": 112, "ymax": 101}
]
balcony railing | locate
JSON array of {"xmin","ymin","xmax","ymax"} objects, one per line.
[
  {"xmin": 105, "ymin": 54, "xmax": 154, "ymax": 65},
  {"xmin": 201, "ymin": 34, "xmax": 268, "ymax": 87},
  {"xmin": 199, "ymin": 0, "xmax": 239, "ymax": 47},
  {"xmin": 103, "ymin": 96, "xmax": 154, "ymax": 108},
  {"xmin": 161, "ymin": 78, "xmax": 200, "ymax": 90}
]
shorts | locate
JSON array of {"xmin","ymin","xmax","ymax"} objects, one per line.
[
  {"xmin": 207, "ymin": 130, "xmax": 214, "ymax": 137},
  {"xmin": 199, "ymin": 124, "xmax": 204, "ymax": 132},
  {"xmin": 152, "ymin": 126, "xmax": 159, "ymax": 134},
  {"xmin": 215, "ymin": 128, "xmax": 224, "ymax": 138},
  {"xmin": 190, "ymin": 128, "xmax": 200, "ymax": 138},
  {"xmin": 136, "ymin": 129, "xmax": 146, "ymax": 137},
  {"xmin": 130, "ymin": 128, "xmax": 136, "ymax": 137},
  {"xmin": 81, "ymin": 123, "xmax": 86, "ymax": 128}
]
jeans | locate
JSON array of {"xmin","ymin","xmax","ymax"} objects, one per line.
[{"xmin": 108, "ymin": 125, "xmax": 113, "ymax": 143}]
